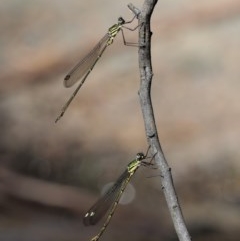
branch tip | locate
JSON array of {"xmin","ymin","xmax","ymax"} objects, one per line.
[{"xmin": 127, "ymin": 3, "xmax": 141, "ymax": 18}]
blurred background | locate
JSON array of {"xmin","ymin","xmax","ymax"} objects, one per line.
[{"xmin": 0, "ymin": 0, "xmax": 240, "ymax": 240}]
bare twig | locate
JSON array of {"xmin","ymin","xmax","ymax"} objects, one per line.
[{"xmin": 135, "ymin": 1, "xmax": 192, "ymax": 241}]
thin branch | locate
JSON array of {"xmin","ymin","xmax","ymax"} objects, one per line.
[{"xmin": 134, "ymin": 1, "xmax": 192, "ymax": 241}]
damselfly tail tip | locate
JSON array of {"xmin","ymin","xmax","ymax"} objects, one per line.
[
  {"xmin": 55, "ymin": 117, "xmax": 60, "ymax": 123},
  {"xmin": 55, "ymin": 112, "xmax": 63, "ymax": 123}
]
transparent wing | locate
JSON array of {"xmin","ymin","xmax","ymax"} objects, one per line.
[
  {"xmin": 64, "ymin": 33, "xmax": 109, "ymax": 88},
  {"xmin": 83, "ymin": 169, "xmax": 130, "ymax": 226}
]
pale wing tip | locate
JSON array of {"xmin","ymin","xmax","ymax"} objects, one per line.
[
  {"xmin": 63, "ymin": 74, "xmax": 71, "ymax": 87},
  {"xmin": 83, "ymin": 213, "xmax": 91, "ymax": 226},
  {"xmin": 64, "ymin": 74, "xmax": 70, "ymax": 80}
]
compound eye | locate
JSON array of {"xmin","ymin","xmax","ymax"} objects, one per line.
[
  {"xmin": 136, "ymin": 152, "xmax": 145, "ymax": 160},
  {"xmin": 118, "ymin": 17, "xmax": 125, "ymax": 24}
]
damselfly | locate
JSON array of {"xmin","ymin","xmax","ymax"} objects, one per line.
[
  {"xmin": 84, "ymin": 151, "xmax": 153, "ymax": 241},
  {"xmin": 55, "ymin": 15, "xmax": 139, "ymax": 122}
]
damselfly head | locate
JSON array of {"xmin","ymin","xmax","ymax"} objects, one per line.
[
  {"xmin": 136, "ymin": 152, "xmax": 145, "ymax": 161},
  {"xmin": 118, "ymin": 17, "xmax": 125, "ymax": 25}
]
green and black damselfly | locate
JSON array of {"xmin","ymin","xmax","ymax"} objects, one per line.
[
  {"xmin": 55, "ymin": 15, "xmax": 139, "ymax": 123},
  {"xmin": 84, "ymin": 151, "xmax": 154, "ymax": 241}
]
